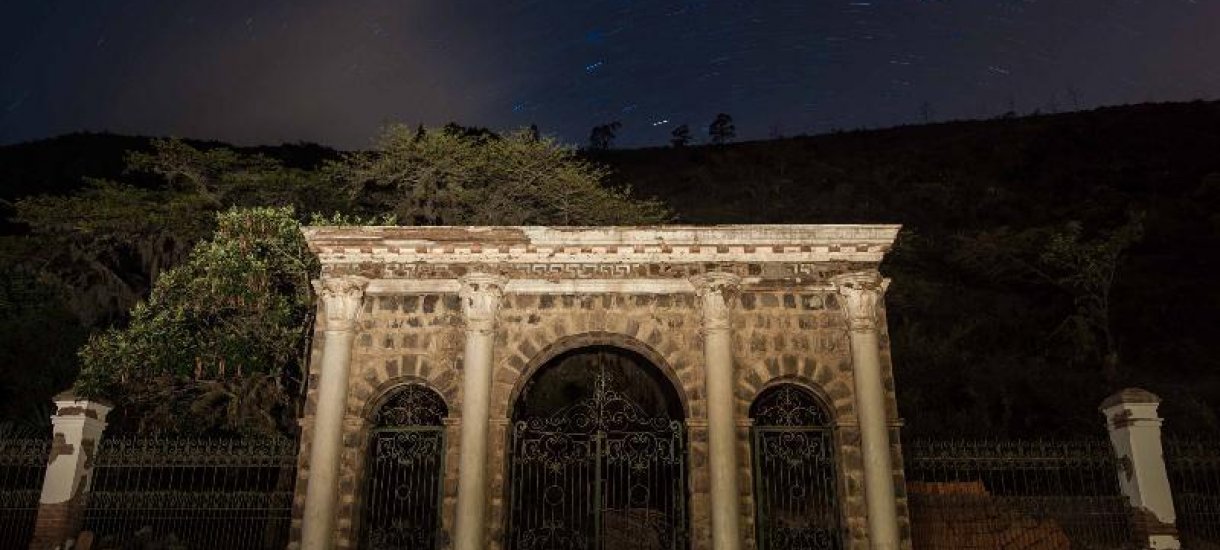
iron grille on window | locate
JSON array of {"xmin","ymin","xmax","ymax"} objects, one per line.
[
  {"xmin": 360, "ymin": 384, "xmax": 448, "ymax": 550},
  {"xmin": 750, "ymin": 384, "xmax": 841, "ymax": 550}
]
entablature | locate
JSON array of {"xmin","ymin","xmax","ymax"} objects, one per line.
[{"xmin": 303, "ymin": 225, "xmax": 901, "ymax": 290}]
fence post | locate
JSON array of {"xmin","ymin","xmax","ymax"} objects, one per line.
[
  {"xmin": 1100, "ymin": 388, "xmax": 1179, "ymax": 550},
  {"xmin": 28, "ymin": 393, "xmax": 111, "ymax": 550}
]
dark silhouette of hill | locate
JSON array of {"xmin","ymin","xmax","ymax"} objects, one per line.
[
  {"xmin": 593, "ymin": 101, "xmax": 1220, "ymax": 229},
  {"xmin": 2, "ymin": 100, "xmax": 1218, "ymax": 437},
  {"xmin": 0, "ymin": 132, "xmax": 341, "ymax": 201},
  {"xmin": 591, "ymin": 100, "xmax": 1220, "ymax": 437}
]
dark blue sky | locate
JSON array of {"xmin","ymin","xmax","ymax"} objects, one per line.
[{"xmin": 2, "ymin": 0, "xmax": 1218, "ymax": 149}]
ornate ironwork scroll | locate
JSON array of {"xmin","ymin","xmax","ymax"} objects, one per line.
[
  {"xmin": 508, "ymin": 355, "xmax": 688, "ymax": 550},
  {"xmin": 372, "ymin": 384, "xmax": 447, "ymax": 428},
  {"xmin": 750, "ymin": 384, "xmax": 841, "ymax": 550},
  {"xmin": 360, "ymin": 384, "xmax": 448, "ymax": 550}
]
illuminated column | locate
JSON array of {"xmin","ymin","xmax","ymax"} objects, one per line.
[
  {"xmin": 833, "ymin": 271, "xmax": 900, "ymax": 550},
  {"xmin": 301, "ymin": 276, "xmax": 367, "ymax": 550},
  {"xmin": 29, "ymin": 395, "xmax": 112, "ymax": 550},
  {"xmin": 693, "ymin": 272, "xmax": 743, "ymax": 550},
  {"xmin": 1100, "ymin": 388, "xmax": 1180, "ymax": 549},
  {"xmin": 452, "ymin": 273, "xmax": 507, "ymax": 550}
]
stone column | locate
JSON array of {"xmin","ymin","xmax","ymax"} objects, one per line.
[
  {"xmin": 452, "ymin": 273, "xmax": 507, "ymax": 550},
  {"xmin": 29, "ymin": 394, "xmax": 112, "ymax": 550},
  {"xmin": 1100, "ymin": 388, "xmax": 1180, "ymax": 549},
  {"xmin": 833, "ymin": 271, "xmax": 900, "ymax": 550},
  {"xmin": 302, "ymin": 276, "xmax": 368, "ymax": 550},
  {"xmin": 693, "ymin": 272, "xmax": 743, "ymax": 550}
]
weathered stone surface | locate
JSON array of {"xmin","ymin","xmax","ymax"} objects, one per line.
[{"xmin": 293, "ymin": 225, "xmax": 907, "ymax": 550}]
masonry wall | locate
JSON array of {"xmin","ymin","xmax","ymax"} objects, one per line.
[
  {"xmin": 292, "ymin": 293, "xmax": 468, "ymax": 550},
  {"xmin": 290, "ymin": 285, "xmax": 910, "ymax": 550},
  {"xmin": 728, "ymin": 290, "xmax": 910, "ymax": 550}
]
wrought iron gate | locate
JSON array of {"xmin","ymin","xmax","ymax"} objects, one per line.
[
  {"xmin": 750, "ymin": 385, "xmax": 842, "ymax": 550},
  {"xmin": 508, "ymin": 368, "xmax": 688, "ymax": 550},
  {"xmin": 360, "ymin": 385, "xmax": 447, "ymax": 550}
]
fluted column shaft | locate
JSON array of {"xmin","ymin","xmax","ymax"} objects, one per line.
[
  {"xmin": 453, "ymin": 274, "xmax": 507, "ymax": 550},
  {"xmin": 302, "ymin": 276, "xmax": 368, "ymax": 550},
  {"xmin": 694, "ymin": 273, "xmax": 743, "ymax": 550},
  {"xmin": 834, "ymin": 271, "xmax": 900, "ymax": 550}
]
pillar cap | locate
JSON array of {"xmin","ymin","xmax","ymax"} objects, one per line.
[
  {"xmin": 1100, "ymin": 387, "xmax": 1161, "ymax": 411},
  {"xmin": 52, "ymin": 390, "xmax": 114, "ymax": 409}
]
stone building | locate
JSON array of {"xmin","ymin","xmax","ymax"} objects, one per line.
[{"xmin": 292, "ymin": 225, "xmax": 909, "ymax": 550}]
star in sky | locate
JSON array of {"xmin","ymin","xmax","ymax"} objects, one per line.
[{"xmin": 0, "ymin": 0, "xmax": 1218, "ymax": 148}]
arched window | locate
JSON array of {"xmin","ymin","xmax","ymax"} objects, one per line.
[
  {"xmin": 360, "ymin": 384, "xmax": 447, "ymax": 550},
  {"xmin": 750, "ymin": 384, "xmax": 841, "ymax": 550}
]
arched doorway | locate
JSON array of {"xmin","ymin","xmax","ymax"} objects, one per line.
[
  {"xmin": 750, "ymin": 384, "xmax": 842, "ymax": 550},
  {"xmin": 506, "ymin": 346, "xmax": 689, "ymax": 549},
  {"xmin": 360, "ymin": 384, "xmax": 448, "ymax": 550}
]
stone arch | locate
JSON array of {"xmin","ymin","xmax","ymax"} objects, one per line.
[
  {"xmin": 349, "ymin": 356, "xmax": 462, "ymax": 419},
  {"xmin": 501, "ymin": 335, "xmax": 693, "ymax": 550},
  {"xmin": 734, "ymin": 357, "xmax": 854, "ymax": 421},
  {"xmin": 497, "ymin": 330, "xmax": 695, "ymax": 420},
  {"xmin": 360, "ymin": 375, "xmax": 451, "ymax": 423},
  {"xmin": 752, "ymin": 375, "xmax": 838, "ymax": 426}
]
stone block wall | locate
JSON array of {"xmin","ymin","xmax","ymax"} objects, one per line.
[
  {"xmin": 489, "ymin": 291, "xmax": 707, "ymax": 550},
  {"xmin": 291, "ymin": 286, "xmax": 910, "ymax": 550},
  {"xmin": 727, "ymin": 289, "xmax": 909, "ymax": 550},
  {"xmin": 292, "ymin": 293, "xmax": 468, "ymax": 549}
]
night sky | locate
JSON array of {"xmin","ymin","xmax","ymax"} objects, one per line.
[{"xmin": 3, "ymin": 1, "xmax": 1218, "ymax": 149}]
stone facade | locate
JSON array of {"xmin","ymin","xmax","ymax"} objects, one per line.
[{"xmin": 291, "ymin": 225, "xmax": 909, "ymax": 550}]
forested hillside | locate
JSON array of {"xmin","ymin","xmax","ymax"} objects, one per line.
[{"xmin": 2, "ymin": 100, "xmax": 1218, "ymax": 438}]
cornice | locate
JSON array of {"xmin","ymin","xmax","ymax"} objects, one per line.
[{"xmin": 302, "ymin": 224, "xmax": 902, "ymax": 267}]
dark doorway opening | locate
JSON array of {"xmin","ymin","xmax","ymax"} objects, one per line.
[{"xmin": 506, "ymin": 346, "xmax": 689, "ymax": 550}]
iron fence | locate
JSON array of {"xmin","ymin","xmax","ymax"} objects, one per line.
[
  {"xmin": 904, "ymin": 439, "xmax": 1137, "ymax": 550},
  {"xmin": 0, "ymin": 438, "xmax": 48, "ymax": 549},
  {"xmin": 81, "ymin": 436, "xmax": 298, "ymax": 550},
  {"xmin": 1164, "ymin": 438, "xmax": 1220, "ymax": 547}
]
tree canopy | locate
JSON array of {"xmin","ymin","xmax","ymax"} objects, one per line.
[
  {"xmin": 341, "ymin": 124, "xmax": 667, "ymax": 225},
  {"xmin": 75, "ymin": 207, "xmax": 316, "ymax": 434},
  {"xmin": 5, "ymin": 124, "xmax": 669, "ymax": 434}
]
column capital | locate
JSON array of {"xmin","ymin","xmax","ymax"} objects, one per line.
[
  {"xmin": 312, "ymin": 276, "xmax": 369, "ymax": 332},
  {"xmin": 831, "ymin": 270, "xmax": 890, "ymax": 333},
  {"xmin": 49, "ymin": 395, "xmax": 112, "ymax": 435},
  {"xmin": 1101, "ymin": 388, "xmax": 1163, "ymax": 429},
  {"xmin": 691, "ymin": 272, "xmax": 741, "ymax": 331},
  {"xmin": 51, "ymin": 392, "xmax": 114, "ymax": 422},
  {"xmin": 459, "ymin": 273, "xmax": 507, "ymax": 333}
]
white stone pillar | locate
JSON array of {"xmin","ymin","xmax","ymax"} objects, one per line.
[
  {"xmin": 1100, "ymin": 388, "xmax": 1180, "ymax": 549},
  {"xmin": 833, "ymin": 271, "xmax": 900, "ymax": 550},
  {"xmin": 30, "ymin": 395, "xmax": 112, "ymax": 550},
  {"xmin": 693, "ymin": 272, "xmax": 743, "ymax": 550},
  {"xmin": 452, "ymin": 273, "xmax": 507, "ymax": 550},
  {"xmin": 301, "ymin": 276, "xmax": 367, "ymax": 550}
]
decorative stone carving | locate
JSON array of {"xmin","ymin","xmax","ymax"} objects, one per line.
[
  {"xmin": 692, "ymin": 273, "xmax": 742, "ymax": 331},
  {"xmin": 322, "ymin": 261, "xmax": 862, "ymax": 282},
  {"xmin": 831, "ymin": 271, "xmax": 890, "ymax": 332},
  {"xmin": 312, "ymin": 276, "xmax": 369, "ymax": 332},
  {"xmin": 295, "ymin": 225, "xmax": 908, "ymax": 550},
  {"xmin": 459, "ymin": 273, "xmax": 507, "ymax": 333}
]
